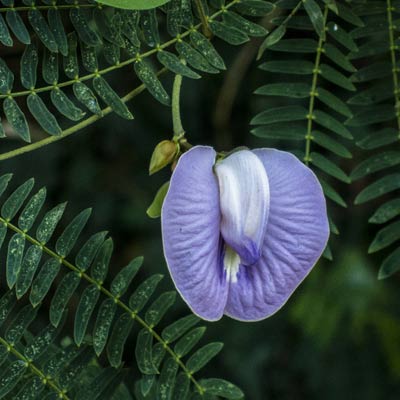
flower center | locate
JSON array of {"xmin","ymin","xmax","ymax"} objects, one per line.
[
  {"xmin": 215, "ymin": 149, "xmax": 270, "ymax": 274},
  {"xmin": 223, "ymin": 245, "xmax": 240, "ymax": 283}
]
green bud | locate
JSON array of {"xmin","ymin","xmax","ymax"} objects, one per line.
[{"xmin": 149, "ymin": 140, "xmax": 178, "ymax": 175}]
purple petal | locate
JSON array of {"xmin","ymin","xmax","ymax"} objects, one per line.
[
  {"xmin": 224, "ymin": 149, "xmax": 329, "ymax": 321},
  {"xmin": 215, "ymin": 150, "xmax": 270, "ymax": 266},
  {"xmin": 161, "ymin": 146, "xmax": 228, "ymax": 321}
]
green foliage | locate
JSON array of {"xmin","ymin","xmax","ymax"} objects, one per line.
[
  {"xmin": 252, "ymin": 0, "xmax": 356, "ymax": 259},
  {"xmin": 0, "ymin": 0, "xmax": 265, "ymax": 152},
  {"xmin": 345, "ymin": 0, "xmax": 400, "ymax": 279},
  {"xmin": 252, "ymin": 0, "xmax": 400, "ymax": 280},
  {"xmin": 96, "ymin": 0, "xmax": 172, "ymax": 10},
  {"xmin": 2, "ymin": 0, "xmax": 400, "ymax": 398},
  {"xmin": 0, "ymin": 173, "xmax": 243, "ymax": 399}
]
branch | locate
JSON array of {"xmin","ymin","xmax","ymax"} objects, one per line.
[{"xmin": 0, "ymin": 69, "xmax": 166, "ymax": 162}]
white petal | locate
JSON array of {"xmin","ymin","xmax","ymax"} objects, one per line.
[{"xmin": 215, "ymin": 150, "xmax": 270, "ymax": 266}]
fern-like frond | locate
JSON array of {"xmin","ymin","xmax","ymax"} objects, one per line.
[
  {"xmin": 0, "ymin": 289, "xmax": 121, "ymax": 399},
  {"xmin": 347, "ymin": 0, "xmax": 400, "ymax": 279},
  {"xmin": 251, "ymin": 0, "xmax": 357, "ymax": 259},
  {"xmin": 0, "ymin": 173, "xmax": 244, "ymax": 399},
  {"xmin": 17, "ymin": 336, "xmax": 127, "ymax": 398},
  {"xmin": 0, "ymin": 73, "xmax": 156, "ymax": 162},
  {"xmin": 0, "ymin": 0, "xmax": 268, "ymax": 151}
]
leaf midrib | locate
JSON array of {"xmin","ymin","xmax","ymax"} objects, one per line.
[{"xmin": 0, "ymin": 216, "xmax": 205, "ymax": 394}]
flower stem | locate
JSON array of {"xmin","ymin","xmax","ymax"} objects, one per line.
[
  {"xmin": 304, "ymin": 5, "xmax": 329, "ymax": 165},
  {"xmin": 179, "ymin": 137, "xmax": 192, "ymax": 150},
  {"xmin": 387, "ymin": 0, "xmax": 400, "ymax": 138},
  {"xmin": 172, "ymin": 72, "xmax": 185, "ymax": 139}
]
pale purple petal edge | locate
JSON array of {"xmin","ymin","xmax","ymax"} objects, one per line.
[
  {"xmin": 161, "ymin": 146, "xmax": 228, "ymax": 321},
  {"xmin": 224, "ymin": 148, "xmax": 330, "ymax": 321}
]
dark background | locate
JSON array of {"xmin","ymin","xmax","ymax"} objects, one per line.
[{"xmin": 1, "ymin": 34, "xmax": 400, "ymax": 400}]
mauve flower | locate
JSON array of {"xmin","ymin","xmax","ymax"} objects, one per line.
[{"xmin": 161, "ymin": 146, "xmax": 329, "ymax": 321}]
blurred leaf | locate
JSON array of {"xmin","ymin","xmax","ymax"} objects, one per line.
[
  {"xmin": 50, "ymin": 272, "xmax": 80, "ymax": 327},
  {"xmin": 162, "ymin": 314, "xmax": 200, "ymax": 343},
  {"xmin": 111, "ymin": 256, "xmax": 143, "ymax": 297},
  {"xmin": 351, "ymin": 152, "xmax": 400, "ymax": 180},
  {"xmin": 173, "ymin": 373, "xmax": 190, "ymax": 400},
  {"xmin": 48, "ymin": 8, "xmax": 68, "ymax": 56},
  {"xmin": 145, "ymin": 291, "xmax": 176, "ymax": 327},
  {"xmin": 251, "ymin": 122, "xmax": 306, "ymax": 140},
  {"xmin": 36, "ymin": 202, "xmax": 66, "ymax": 244},
  {"xmin": 187, "ymin": 342, "xmax": 224, "ymax": 373},
  {"xmin": 259, "ymin": 59, "xmax": 313, "ymax": 74},
  {"xmin": 6, "ymin": 304, "xmax": 37, "ymax": 344},
  {"xmin": 258, "ymin": 24, "xmax": 286, "ymax": 59},
  {"xmin": 7, "ymin": 233, "xmax": 25, "ymax": 289},
  {"xmin": 74, "ymin": 284, "xmax": 100, "ymax": 346},
  {"xmin": 356, "ymin": 128, "xmax": 398, "ymax": 150},
  {"xmin": 158, "ymin": 357, "xmax": 178, "ymax": 400},
  {"xmin": 234, "ymin": 0, "xmax": 275, "ymax": 16},
  {"xmin": 311, "ymin": 152, "xmax": 350, "ymax": 183},
  {"xmin": 16, "ymin": 245, "xmax": 42, "ymax": 299},
  {"xmin": 129, "ymin": 274, "xmax": 163, "ymax": 313},
  {"xmin": 369, "ymin": 199, "xmax": 400, "ymax": 224},
  {"xmin": 28, "ymin": 9, "xmax": 57, "ymax": 52},
  {"xmin": 255, "ymin": 82, "xmax": 310, "ymax": 98},
  {"xmin": 93, "ymin": 298, "xmax": 117, "ymax": 356},
  {"xmin": 314, "ymin": 110, "xmax": 353, "ymax": 139},
  {"xmin": 107, "ymin": 313, "xmax": 134, "ymax": 368},
  {"xmin": 3, "ymin": 97, "xmax": 27, "ymax": 141},
  {"xmin": 190, "ymin": 30, "xmax": 226, "ymax": 70},
  {"xmin": 251, "ymin": 105, "xmax": 307, "ymax": 125},
  {"xmin": 157, "ymin": 51, "xmax": 200, "ymax": 79},
  {"xmin": 320, "ymin": 178, "xmax": 347, "ymax": 207},
  {"xmin": 0, "ymin": 361, "xmax": 27, "ymax": 398},
  {"xmin": 201, "ymin": 378, "xmax": 244, "ymax": 399},
  {"xmin": 73, "ymin": 82, "xmax": 103, "ymax": 115},
  {"xmin": 320, "ymin": 64, "xmax": 356, "ymax": 91},
  {"xmin": 96, "ymin": 0, "xmax": 171, "ymax": 10},
  {"xmin": 355, "ymin": 174, "xmax": 400, "ymax": 204},
  {"xmin": 6, "ymin": 10, "xmax": 30, "ymax": 44},
  {"xmin": 27, "ymin": 94, "xmax": 62, "ymax": 135},
  {"xmin": 223, "ymin": 12, "xmax": 268, "ymax": 37},
  {"xmin": 136, "ymin": 329, "xmax": 158, "ymax": 374},
  {"xmin": 0, "ymin": 14, "xmax": 12, "ymax": 47},
  {"xmin": 369, "ymin": 221, "xmax": 400, "ymax": 253},
  {"xmin": 51, "ymin": 89, "xmax": 85, "ymax": 121},
  {"xmin": 303, "ymin": 0, "xmax": 325, "ymax": 38},
  {"xmin": 312, "ymin": 131, "xmax": 352, "ymax": 158},
  {"xmin": 379, "ymin": 247, "xmax": 400, "ymax": 279},
  {"xmin": 56, "ymin": 208, "xmax": 91, "ymax": 258},
  {"xmin": 134, "ymin": 61, "xmax": 170, "ymax": 105},
  {"xmin": 327, "ymin": 21, "xmax": 357, "ymax": 51},
  {"xmin": 76, "ymin": 231, "xmax": 108, "ymax": 272},
  {"xmin": 29, "ymin": 259, "xmax": 61, "ymax": 307},
  {"xmin": 174, "ymin": 327, "xmax": 206, "ymax": 358},
  {"xmin": 209, "ymin": 21, "xmax": 249, "ymax": 45},
  {"xmin": 70, "ymin": 8, "xmax": 101, "ymax": 46},
  {"xmin": 0, "ymin": 59, "xmax": 13, "ymax": 94}
]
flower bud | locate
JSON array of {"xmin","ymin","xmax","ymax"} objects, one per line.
[{"xmin": 149, "ymin": 140, "xmax": 178, "ymax": 175}]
